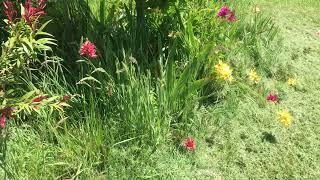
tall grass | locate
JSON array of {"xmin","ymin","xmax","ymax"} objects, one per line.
[{"xmin": 0, "ymin": 0, "xmax": 282, "ymax": 178}]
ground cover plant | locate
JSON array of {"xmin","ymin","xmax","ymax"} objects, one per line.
[{"xmin": 0, "ymin": 0, "xmax": 320, "ymax": 179}]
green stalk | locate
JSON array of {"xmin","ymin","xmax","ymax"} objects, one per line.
[{"xmin": 135, "ymin": 0, "xmax": 146, "ymax": 46}]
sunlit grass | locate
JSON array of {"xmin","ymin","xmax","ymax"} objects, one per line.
[{"xmin": 1, "ymin": 0, "xmax": 320, "ymax": 179}]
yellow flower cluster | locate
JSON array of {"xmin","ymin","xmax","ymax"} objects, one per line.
[
  {"xmin": 212, "ymin": 61, "xmax": 296, "ymax": 128},
  {"xmin": 287, "ymin": 78, "xmax": 297, "ymax": 86},
  {"xmin": 248, "ymin": 69, "xmax": 261, "ymax": 84},
  {"xmin": 278, "ymin": 111, "xmax": 293, "ymax": 128},
  {"xmin": 214, "ymin": 61, "xmax": 233, "ymax": 82}
]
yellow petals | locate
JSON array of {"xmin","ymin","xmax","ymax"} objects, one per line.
[
  {"xmin": 278, "ymin": 111, "xmax": 293, "ymax": 128},
  {"xmin": 168, "ymin": 31, "xmax": 182, "ymax": 38},
  {"xmin": 253, "ymin": 6, "xmax": 261, "ymax": 13},
  {"xmin": 214, "ymin": 61, "xmax": 233, "ymax": 82},
  {"xmin": 248, "ymin": 69, "xmax": 261, "ymax": 84},
  {"xmin": 287, "ymin": 78, "xmax": 297, "ymax": 86}
]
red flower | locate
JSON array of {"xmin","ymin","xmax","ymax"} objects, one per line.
[
  {"xmin": 22, "ymin": 0, "xmax": 46, "ymax": 26},
  {"xmin": 0, "ymin": 107, "xmax": 14, "ymax": 129},
  {"xmin": 266, "ymin": 93, "xmax": 279, "ymax": 103},
  {"xmin": 184, "ymin": 137, "xmax": 196, "ymax": 151},
  {"xmin": 32, "ymin": 95, "xmax": 47, "ymax": 103},
  {"xmin": 79, "ymin": 40, "xmax": 98, "ymax": 58},
  {"xmin": 3, "ymin": 0, "xmax": 17, "ymax": 22}
]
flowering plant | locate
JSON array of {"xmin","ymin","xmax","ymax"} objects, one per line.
[
  {"xmin": 1, "ymin": 0, "xmax": 56, "ymax": 85},
  {"xmin": 0, "ymin": 0, "xmax": 68, "ymax": 131}
]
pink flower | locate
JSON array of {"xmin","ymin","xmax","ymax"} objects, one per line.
[
  {"xmin": 3, "ymin": 0, "xmax": 17, "ymax": 22},
  {"xmin": 79, "ymin": 40, "xmax": 98, "ymax": 58},
  {"xmin": 266, "ymin": 93, "xmax": 279, "ymax": 103},
  {"xmin": 217, "ymin": 6, "xmax": 237, "ymax": 22},
  {"xmin": 217, "ymin": 6, "xmax": 231, "ymax": 17},
  {"xmin": 0, "ymin": 115, "xmax": 6, "ymax": 129},
  {"xmin": 227, "ymin": 12, "xmax": 237, "ymax": 22},
  {"xmin": 32, "ymin": 95, "xmax": 48, "ymax": 103},
  {"xmin": 22, "ymin": 0, "xmax": 46, "ymax": 26},
  {"xmin": 184, "ymin": 137, "xmax": 196, "ymax": 151}
]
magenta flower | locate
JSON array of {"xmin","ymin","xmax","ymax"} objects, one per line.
[
  {"xmin": 217, "ymin": 6, "xmax": 231, "ymax": 17},
  {"xmin": 79, "ymin": 40, "xmax": 98, "ymax": 58},
  {"xmin": 266, "ymin": 93, "xmax": 279, "ymax": 103},
  {"xmin": 22, "ymin": 0, "xmax": 46, "ymax": 26},
  {"xmin": 0, "ymin": 115, "xmax": 6, "ymax": 129},
  {"xmin": 3, "ymin": 0, "xmax": 17, "ymax": 22},
  {"xmin": 217, "ymin": 6, "xmax": 237, "ymax": 22}
]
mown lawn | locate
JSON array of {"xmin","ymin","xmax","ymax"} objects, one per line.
[{"xmin": 200, "ymin": 0, "xmax": 320, "ymax": 178}]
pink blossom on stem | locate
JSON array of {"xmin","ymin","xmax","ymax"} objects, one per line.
[
  {"xmin": 79, "ymin": 40, "xmax": 98, "ymax": 59},
  {"xmin": 0, "ymin": 115, "xmax": 6, "ymax": 129},
  {"xmin": 217, "ymin": 6, "xmax": 231, "ymax": 17},
  {"xmin": 227, "ymin": 12, "xmax": 237, "ymax": 22},
  {"xmin": 217, "ymin": 6, "xmax": 237, "ymax": 23}
]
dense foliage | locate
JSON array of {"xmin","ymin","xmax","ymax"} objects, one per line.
[{"xmin": 1, "ymin": 0, "xmax": 315, "ymax": 179}]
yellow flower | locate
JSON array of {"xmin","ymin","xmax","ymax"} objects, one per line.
[
  {"xmin": 248, "ymin": 69, "xmax": 261, "ymax": 84},
  {"xmin": 214, "ymin": 61, "xmax": 233, "ymax": 81},
  {"xmin": 287, "ymin": 78, "xmax": 297, "ymax": 86},
  {"xmin": 168, "ymin": 31, "xmax": 182, "ymax": 38},
  {"xmin": 278, "ymin": 111, "xmax": 293, "ymax": 128},
  {"xmin": 253, "ymin": 6, "xmax": 261, "ymax": 13}
]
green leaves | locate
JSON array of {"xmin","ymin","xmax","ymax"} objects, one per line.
[{"xmin": 0, "ymin": 18, "xmax": 58, "ymax": 86}]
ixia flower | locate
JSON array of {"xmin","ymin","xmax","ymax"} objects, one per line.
[
  {"xmin": 217, "ymin": 6, "xmax": 231, "ymax": 17},
  {"xmin": 215, "ymin": 61, "xmax": 234, "ymax": 81},
  {"xmin": 267, "ymin": 93, "xmax": 278, "ymax": 103},
  {"xmin": 0, "ymin": 107, "xmax": 14, "ymax": 129},
  {"xmin": 32, "ymin": 95, "xmax": 48, "ymax": 103},
  {"xmin": 278, "ymin": 111, "xmax": 293, "ymax": 128},
  {"xmin": 227, "ymin": 12, "xmax": 236, "ymax": 22},
  {"xmin": 22, "ymin": 0, "xmax": 46, "ymax": 26},
  {"xmin": 217, "ymin": 6, "xmax": 237, "ymax": 22},
  {"xmin": 79, "ymin": 40, "xmax": 98, "ymax": 58},
  {"xmin": 184, "ymin": 137, "xmax": 196, "ymax": 151},
  {"xmin": 248, "ymin": 69, "xmax": 261, "ymax": 84},
  {"xmin": 0, "ymin": 115, "xmax": 6, "ymax": 129},
  {"xmin": 287, "ymin": 78, "xmax": 297, "ymax": 86},
  {"xmin": 3, "ymin": 0, "xmax": 17, "ymax": 22}
]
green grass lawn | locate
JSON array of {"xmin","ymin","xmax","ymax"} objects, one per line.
[
  {"xmin": 1, "ymin": 0, "xmax": 320, "ymax": 179},
  {"xmin": 199, "ymin": 0, "xmax": 320, "ymax": 178}
]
